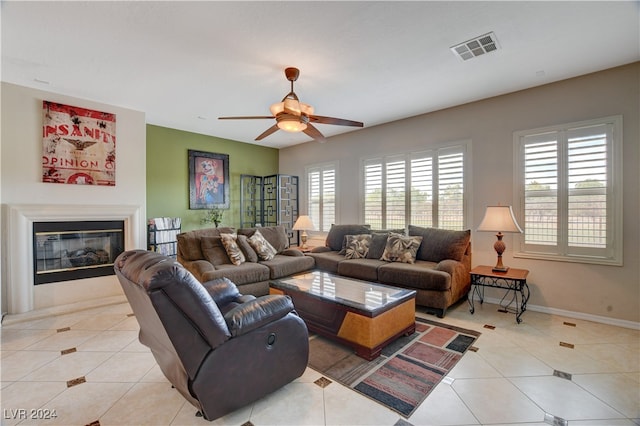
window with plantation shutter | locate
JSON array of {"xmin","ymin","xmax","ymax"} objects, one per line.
[
  {"xmin": 306, "ymin": 162, "xmax": 337, "ymax": 232},
  {"xmin": 362, "ymin": 142, "xmax": 469, "ymax": 230},
  {"xmin": 514, "ymin": 116, "xmax": 622, "ymax": 265}
]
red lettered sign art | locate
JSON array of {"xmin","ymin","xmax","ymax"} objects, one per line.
[{"xmin": 42, "ymin": 101, "xmax": 116, "ymax": 186}]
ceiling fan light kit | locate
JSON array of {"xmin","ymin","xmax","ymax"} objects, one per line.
[{"xmin": 219, "ymin": 67, "xmax": 363, "ymax": 143}]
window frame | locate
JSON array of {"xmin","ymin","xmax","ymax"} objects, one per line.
[
  {"xmin": 359, "ymin": 141, "xmax": 471, "ymax": 230},
  {"xmin": 513, "ymin": 115, "xmax": 623, "ymax": 266}
]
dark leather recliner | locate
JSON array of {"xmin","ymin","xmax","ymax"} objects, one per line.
[{"xmin": 114, "ymin": 250, "xmax": 309, "ymax": 421}]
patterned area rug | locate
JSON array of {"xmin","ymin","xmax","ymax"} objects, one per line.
[{"xmin": 308, "ymin": 317, "xmax": 480, "ymax": 418}]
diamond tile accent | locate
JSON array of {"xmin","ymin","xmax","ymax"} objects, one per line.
[
  {"xmin": 57, "ymin": 327, "xmax": 71, "ymax": 333},
  {"xmin": 314, "ymin": 376, "xmax": 332, "ymax": 388},
  {"xmin": 553, "ymin": 370, "xmax": 572, "ymax": 381},
  {"xmin": 66, "ymin": 376, "xmax": 86, "ymax": 387},
  {"xmin": 544, "ymin": 412, "xmax": 568, "ymax": 426},
  {"xmin": 559, "ymin": 341, "xmax": 575, "ymax": 349},
  {"xmin": 61, "ymin": 347, "xmax": 77, "ymax": 355}
]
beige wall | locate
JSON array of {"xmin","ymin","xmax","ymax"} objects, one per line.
[
  {"xmin": 279, "ymin": 63, "xmax": 640, "ymax": 325},
  {"xmin": 1, "ymin": 82, "xmax": 147, "ymax": 313}
]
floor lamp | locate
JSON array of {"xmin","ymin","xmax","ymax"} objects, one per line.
[{"xmin": 477, "ymin": 205, "xmax": 523, "ymax": 272}]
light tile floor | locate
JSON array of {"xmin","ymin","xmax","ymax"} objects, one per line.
[{"xmin": 1, "ymin": 298, "xmax": 638, "ymax": 426}]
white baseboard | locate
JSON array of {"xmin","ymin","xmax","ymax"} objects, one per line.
[{"xmin": 481, "ymin": 296, "xmax": 640, "ymax": 330}]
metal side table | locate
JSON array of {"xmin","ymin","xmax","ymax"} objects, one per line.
[{"xmin": 469, "ymin": 265, "xmax": 530, "ymax": 323}]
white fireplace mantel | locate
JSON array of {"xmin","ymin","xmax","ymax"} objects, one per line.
[{"xmin": 4, "ymin": 204, "xmax": 144, "ymax": 314}]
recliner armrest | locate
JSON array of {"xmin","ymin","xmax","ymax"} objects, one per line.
[
  {"xmin": 224, "ymin": 295, "xmax": 295, "ymax": 337},
  {"xmin": 202, "ymin": 277, "xmax": 241, "ymax": 306}
]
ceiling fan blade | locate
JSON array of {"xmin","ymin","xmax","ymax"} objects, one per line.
[
  {"xmin": 255, "ymin": 124, "xmax": 280, "ymax": 141},
  {"xmin": 218, "ymin": 116, "xmax": 274, "ymax": 120},
  {"xmin": 309, "ymin": 115, "xmax": 363, "ymax": 128},
  {"xmin": 303, "ymin": 124, "xmax": 327, "ymax": 143}
]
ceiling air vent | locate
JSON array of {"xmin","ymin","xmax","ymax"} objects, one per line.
[{"xmin": 451, "ymin": 32, "xmax": 500, "ymax": 61}]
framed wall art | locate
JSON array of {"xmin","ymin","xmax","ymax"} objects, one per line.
[
  {"xmin": 189, "ymin": 150, "xmax": 230, "ymax": 209},
  {"xmin": 42, "ymin": 101, "xmax": 116, "ymax": 186}
]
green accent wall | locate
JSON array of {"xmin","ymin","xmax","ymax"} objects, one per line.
[{"xmin": 146, "ymin": 125, "xmax": 279, "ymax": 232}]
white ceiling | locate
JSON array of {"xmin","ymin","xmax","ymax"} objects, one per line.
[{"xmin": 2, "ymin": 1, "xmax": 639, "ymax": 149}]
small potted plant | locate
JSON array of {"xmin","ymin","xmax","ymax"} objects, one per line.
[{"xmin": 202, "ymin": 207, "xmax": 223, "ymax": 228}]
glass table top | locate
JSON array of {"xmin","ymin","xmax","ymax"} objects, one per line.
[{"xmin": 272, "ymin": 270, "xmax": 415, "ymax": 313}]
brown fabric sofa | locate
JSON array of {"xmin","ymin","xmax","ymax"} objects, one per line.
[
  {"xmin": 177, "ymin": 225, "xmax": 315, "ymax": 296},
  {"xmin": 114, "ymin": 250, "xmax": 309, "ymax": 421},
  {"xmin": 307, "ymin": 224, "xmax": 471, "ymax": 317}
]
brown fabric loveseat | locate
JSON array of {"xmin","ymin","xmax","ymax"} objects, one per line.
[
  {"xmin": 307, "ymin": 224, "xmax": 471, "ymax": 317},
  {"xmin": 177, "ymin": 225, "xmax": 315, "ymax": 296}
]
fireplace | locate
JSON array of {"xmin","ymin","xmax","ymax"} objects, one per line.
[
  {"xmin": 5, "ymin": 204, "xmax": 144, "ymax": 314},
  {"xmin": 33, "ymin": 220, "xmax": 125, "ymax": 285}
]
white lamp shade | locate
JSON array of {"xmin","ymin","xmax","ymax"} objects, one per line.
[
  {"xmin": 292, "ymin": 215, "xmax": 316, "ymax": 231},
  {"xmin": 477, "ymin": 205, "xmax": 523, "ymax": 233}
]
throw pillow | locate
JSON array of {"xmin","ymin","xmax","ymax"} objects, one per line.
[
  {"xmin": 237, "ymin": 234, "xmax": 258, "ymax": 263},
  {"xmin": 220, "ymin": 233, "xmax": 245, "ymax": 266},
  {"xmin": 343, "ymin": 234, "xmax": 372, "ymax": 259},
  {"xmin": 200, "ymin": 236, "xmax": 230, "ymax": 266},
  {"xmin": 366, "ymin": 232, "xmax": 390, "ymax": 259},
  {"xmin": 248, "ymin": 229, "xmax": 278, "ymax": 261},
  {"xmin": 380, "ymin": 233, "xmax": 423, "ymax": 264}
]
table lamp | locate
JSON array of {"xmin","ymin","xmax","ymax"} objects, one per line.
[
  {"xmin": 292, "ymin": 215, "xmax": 316, "ymax": 249},
  {"xmin": 477, "ymin": 205, "xmax": 523, "ymax": 272}
]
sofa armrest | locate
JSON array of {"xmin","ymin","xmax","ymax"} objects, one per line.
[
  {"xmin": 436, "ymin": 259, "xmax": 471, "ymax": 290},
  {"xmin": 310, "ymin": 246, "xmax": 331, "ymax": 253},
  {"xmin": 224, "ymin": 295, "xmax": 295, "ymax": 337},
  {"xmin": 281, "ymin": 248, "xmax": 304, "ymax": 257}
]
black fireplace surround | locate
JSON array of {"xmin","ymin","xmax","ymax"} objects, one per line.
[{"xmin": 33, "ymin": 220, "xmax": 124, "ymax": 285}]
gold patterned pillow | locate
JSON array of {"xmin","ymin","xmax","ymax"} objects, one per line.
[
  {"xmin": 248, "ymin": 229, "xmax": 278, "ymax": 261},
  {"xmin": 343, "ymin": 234, "xmax": 372, "ymax": 259},
  {"xmin": 380, "ymin": 233, "xmax": 423, "ymax": 264},
  {"xmin": 221, "ymin": 233, "xmax": 245, "ymax": 266}
]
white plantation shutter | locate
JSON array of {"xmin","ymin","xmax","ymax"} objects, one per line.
[
  {"xmin": 515, "ymin": 116, "xmax": 622, "ymax": 265},
  {"xmin": 385, "ymin": 157, "xmax": 406, "ymax": 229},
  {"xmin": 306, "ymin": 163, "xmax": 337, "ymax": 232},
  {"xmin": 410, "ymin": 155, "xmax": 433, "ymax": 227},
  {"xmin": 321, "ymin": 168, "xmax": 336, "ymax": 232},
  {"xmin": 438, "ymin": 150, "xmax": 464, "ymax": 229},
  {"xmin": 362, "ymin": 143, "xmax": 468, "ymax": 230},
  {"xmin": 363, "ymin": 160, "xmax": 383, "ymax": 229}
]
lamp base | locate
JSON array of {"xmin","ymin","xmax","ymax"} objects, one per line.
[{"xmin": 492, "ymin": 266, "xmax": 509, "ymax": 272}]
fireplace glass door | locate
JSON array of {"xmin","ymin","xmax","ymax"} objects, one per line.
[{"xmin": 33, "ymin": 220, "xmax": 125, "ymax": 285}]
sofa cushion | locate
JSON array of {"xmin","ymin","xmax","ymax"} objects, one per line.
[
  {"xmin": 380, "ymin": 233, "xmax": 422, "ymax": 264},
  {"xmin": 248, "ymin": 229, "xmax": 278, "ymax": 261},
  {"xmin": 342, "ymin": 234, "xmax": 372, "ymax": 259},
  {"xmin": 366, "ymin": 233, "xmax": 390, "ymax": 259},
  {"xmin": 201, "ymin": 236, "xmax": 231, "ymax": 266},
  {"xmin": 377, "ymin": 260, "xmax": 451, "ymax": 291},
  {"xmin": 177, "ymin": 227, "xmax": 235, "ymax": 261},
  {"xmin": 201, "ymin": 262, "xmax": 270, "ymax": 285},
  {"xmin": 237, "ymin": 234, "xmax": 258, "ymax": 263},
  {"xmin": 259, "ymin": 254, "xmax": 316, "ymax": 279},
  {"xmin": 325, "ymin": 224, "xmax": 371, "ymax": 251},
  {"xmin": 220, "ymin": 233, "xmax": 245, "ymax": 266},
  {"xmin": 408, "ymin": 225, "xmax": 470, "ymax": 262},
  {"xmin": 338, "ymin": 258, "xmax": 386, "ymax": 282}
]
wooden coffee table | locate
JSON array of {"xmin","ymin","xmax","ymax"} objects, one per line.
[{"xmin": 270, "ymin": 271, "xmax": 416, "ymax": 360}]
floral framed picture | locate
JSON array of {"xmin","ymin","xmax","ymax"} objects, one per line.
[{"xmin": 188, "ymin": 150, "xmax": 230, "ymax": 209}]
